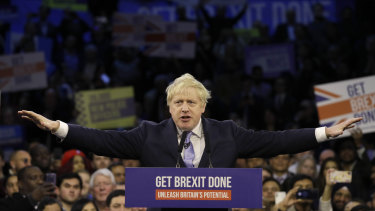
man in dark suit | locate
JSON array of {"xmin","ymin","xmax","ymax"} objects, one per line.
[
  {"xmin": 19, "ymin": 73, "xmax": 360, "ymax": 168},
  {"xmin": 18, "ymin": 73, "xmax": 360, "ymax": 209}
]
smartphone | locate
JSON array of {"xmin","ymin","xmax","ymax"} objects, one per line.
[
  {"xmin": 275, "ymin": 191, "xmax": 286, "ymax": 204},
  {"xmin": 45, "ymin": 173, "xmax": 56, "ymax": 185},
  {"xmin": 329, "ymin": 170, "xmax": 352, "ymax": 183},
  {"xmin": 295, "ymin": 189, "xmax": 318, "ymax": 199}
]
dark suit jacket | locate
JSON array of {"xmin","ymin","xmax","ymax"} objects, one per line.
[{"xmin": 64, "ymin": 117, "xmax": 318, "ymax": 168}]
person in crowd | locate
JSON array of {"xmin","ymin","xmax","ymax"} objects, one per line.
[
  {"xmin": 269, "ymin": 154, "xmax": 294, "ymax": 186},
  {"xmin": 29, "ymin": 143, "xmax": 52, "ymax": 174},
  {"xmin": 0, "ymin": 149, "xmax": 6, "ymax": 197},
  {"xmin": 273, "ymin": 174, "xmax": 317, "ymax": 211},
  {"xmin": 0, "ymin": 166, "xmax": 56, "ymax": 210},
  {"xmin": 316, "ymin": 157, "xmax": 340, "ymax": 196},
  {"xmin": 318, "ymin": 149, "xmax": 336, "ymax": 166},
  {"xmin": 262, "ymin": 177, "xmax": 282, "ymax": 210},
  {"xmin": 57, "ymin": 173, "xmax": 83, "ymax": 211},
  {"xmin": 288, "ymin": 150, "xmax": 315, "ymax": 175},
  {"xmin": 344, "ymin": 200, "xmax": 370, "ymax": 211},
  {"xmin": 0, "ymin": 149, "xmax": 5, "ymax": 180},
  {"xmin": 90, "ymin": 168, "xmax": 116, "ymax": 211},
  {"xmin": 58, "ymin": 149, "xmax": 93, "ymax": 176},
  {"xmin": 108, "ymin": 162, "xmax": 125, "ymax": 186},
  {"xmin": 77, "ymin": 169, "xmax": 92, "ymax": 199},
  {"xmin": 246, "ymin": 157, "xmax": 267, "ymax": 168},
  {"xmin": 106, "ymin": 189, "xmax": 131, "ymax": 211},
  {"xmin": 92, "ymin": 154, "xmax": 112, "ymax": 170},
  {"xmin": 273, "ymin": 9, "xmax": 307, "ymax": 43},
  {"xmin": 199, "ymin": 1, "xmax": 248, "ymax": 48},
  {"xmin": 8, "ymin": 150, "xmax": 32, "ymax": 175},
  {"xmin": 3, "ymin": 175, "xmax": 18, "ymax": 197},
  {"xmin": 122, "ymin": 159, "xmax": 140, "ymax": 168},
  {"xmin": 335, "ymin": 138, "xmax": 371, "ymax": 199},
  {"xmin": 71, "ymin": 198, "xmax": 99, "ymax": 211},
  {"xmin": 261, "ymin": 166, "xmax": 273, "ymax": 182},
  {"xmin": 37, "ymin": 197, "xmax": 63, "ymax": 211},
  {"xmin": 296, "ymin": 154, "xmax": 318, "ymax": 179}
]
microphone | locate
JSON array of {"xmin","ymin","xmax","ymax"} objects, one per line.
[
  {"xmin": 183, "ymin": 142, "xmax": 190, "ymax": 149},
  {"xmin": 176, "ymin": 131, "xmax": 188, "ymax": 168}
]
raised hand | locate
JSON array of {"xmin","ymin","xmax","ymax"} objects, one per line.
[
  {"xmin": 18, "ymin": 110, "xmax": 60, "ymax": 132},
  {"xmin": 325, "ymin": 117, "xmax": 363, "ymax": 138}
]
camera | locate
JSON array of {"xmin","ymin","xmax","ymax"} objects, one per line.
[{"xmin": 295, "ymin": 189, "xmax": 318, "ymax": 199}]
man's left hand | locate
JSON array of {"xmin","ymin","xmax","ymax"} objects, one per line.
[{"xmin": 325, "ymin": 117, "xmax": 363, "ymax": 138}]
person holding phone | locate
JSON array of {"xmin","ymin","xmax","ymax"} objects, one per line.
[
  {"xmin": 0, "ymin": 166, "xmax": 56, "ymax": 211},
  {"xmin": 273, "ymin": 174, "xmax": 317, "ymax": 211}
]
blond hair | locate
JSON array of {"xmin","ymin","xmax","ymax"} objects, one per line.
[{"xmin": 166, "ymin": 73, "xmax": 211, "ymax": 106}]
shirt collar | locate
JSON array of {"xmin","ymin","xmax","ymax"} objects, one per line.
[{"xmin": 177, "ymin": 118, "xmax": 202, "ymax": 138}]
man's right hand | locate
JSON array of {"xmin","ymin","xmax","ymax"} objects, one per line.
[
  {"xmin": 30, "ymin": 182, "xmax": 56, "ymax": 202},
  {"xmin": 18, "ymin": 110, "xmax": 60, "ymax": 133}
]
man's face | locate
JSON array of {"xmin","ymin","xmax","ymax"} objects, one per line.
[
  {"xmin": 58, "ymin": 178, "xmax": 81, "ymax": 204},
  {"xmin": 92, "ymin": 155, "xmax": 112, "ymax": 169},
  {"xmin": 109, "ymin": 195, "xmax": 131, "ymax": 211},
  {"xmin": 92, "ymin": 174, "xmax": 114, "ymax": 203},
  {"xmin": 18, "ymin": 166, "xmax": 44, "ymax": 194},
  {"xmin": 333, "ymin": 187, "xmax": 352, "ymax": 211},
  {"xmin": 339, "ymin": 148, "xmax": 356, "ymax": 164},
  {"xmin": 293, "ymin": 179, "xmax": 314, "ymax": 205},
  {"xmin": 11, "ymin": 151, "xmax": 32, "ymax": 172},
  {"xmin": 111, "ymin": 165, "xmax": 125, "ymax": 184},
  {"xmin": 169, "ymin": 88, "xmax": 205, "ymax": 131},
  {"xmin": 44, "ymin": 203, "xmax": 62, "ymax": 211},
  {"xmin": 262, "ymin": 180, "xmax": 280, "ymax": 203},
  {"xmin": 269, "ymin": 155, "xmax": 290, "ymax": 173},
  {"xmin": 32, "ymin": 145, "xmax": 51, "ymax": 170}
]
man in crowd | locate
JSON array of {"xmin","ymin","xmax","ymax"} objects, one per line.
[
  {"xmin": 269, "ymin": 154, "xmax": 294, "ymax": 186},
  {"xmin": 9, "ymin": 150, "xmax": 32, "ymax": 175},
  {"xmin": 90, "ymin": 168, "xmax": 116, "ymax": 211},
  {"xmin": 106, "ymin": 189, "xmax": 131, "ymax": 211},
  {"xmin": 92, "ymin": 154, "xmax": 112, "ymax": 170},
  {"xmin": 29, "ymin": 143, "xmax": 52, "ymax": 174},
  {"xmin": 0, "ymin": 166, "xmax": 55, "ymax": 210},
  {"xmin": 108, "ymin": 162, "xmax": 125, "ymax": 186},
  {"xmin": 56, "ymin": 173, "xmax": 82, "ymax": 211}
]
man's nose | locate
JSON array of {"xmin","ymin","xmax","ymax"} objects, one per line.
[{"xmin": 181, "ymin": 103, "xmax": 189, "ymax": 111}]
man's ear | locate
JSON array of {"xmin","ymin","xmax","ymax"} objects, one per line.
[{"xmin": 9, "ymin": 160, "xmax": 16, "ymax": 170}]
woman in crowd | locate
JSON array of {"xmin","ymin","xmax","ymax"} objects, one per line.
[
  {"xmin": 316, "ymin": 157, "xmax": 340, "ymax": 196},
  {"xmin": 58, "ymin": 149, "xmax": 93, "ymax": 176},
  {"xmin": 71, "ymin": 198, "xmax": 99, "ymax": 211}
]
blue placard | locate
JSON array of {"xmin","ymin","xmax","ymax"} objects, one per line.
[
  {"xmin": 125, "ymin": 168, "xmax": 262, "ymax": 208},
  {"xmin": 0, "ymin": 125, "xmax": 25, "ymax": 147}
]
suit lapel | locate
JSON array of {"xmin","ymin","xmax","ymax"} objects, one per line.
[{"xmin": 198, "ymin": 118, "xmax": 210, "ymax": 168}]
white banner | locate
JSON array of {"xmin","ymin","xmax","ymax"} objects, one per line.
[
  {"xmin": 112, "ymin": 13, "xmax": 162, "ymax": 47},
  {"xmin": 314, "ymin": 75, "xmax": 375, "ymax": 136},
  {"xmin": 0, "ymin": 52, "xmax": 47, "ymax": 93},
  {"xmin": 144, "ymin": 21, "xmax": 196, "ymax": 58}
]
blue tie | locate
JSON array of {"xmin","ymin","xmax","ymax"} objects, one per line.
[{"xmin": 183, "ymin": 131, "xmax": 194, "ymax": 168}]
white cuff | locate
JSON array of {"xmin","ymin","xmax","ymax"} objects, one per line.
[
  {"xmin": 51, "ymin": 120, "xmax": 69, "ymax": 141},
  {"xmin": 315, "ymin": 127, "xmax": 328, "ymax": 143}
]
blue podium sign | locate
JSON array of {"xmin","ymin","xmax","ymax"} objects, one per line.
[{"xmin": 125, "ymin": 168, "xmax": 262, "ymax": 208}]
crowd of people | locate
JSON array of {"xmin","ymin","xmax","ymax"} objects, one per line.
[{"xmin": 1, "ymin": 1, "xmax": 375, "ymax": 211}]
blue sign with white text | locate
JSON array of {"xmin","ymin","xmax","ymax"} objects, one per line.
[{"xmin": 125, "ymin": 167, "xmax": 262, "ymax": 208}]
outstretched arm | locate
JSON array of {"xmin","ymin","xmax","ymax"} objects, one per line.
[
  {"xmin": 18, "ymin": 110, "xmax": 60, "ymax": 132},
  {"xmin": 325, "ymin": 117, "xmax": 362, "ymax": 138}
]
